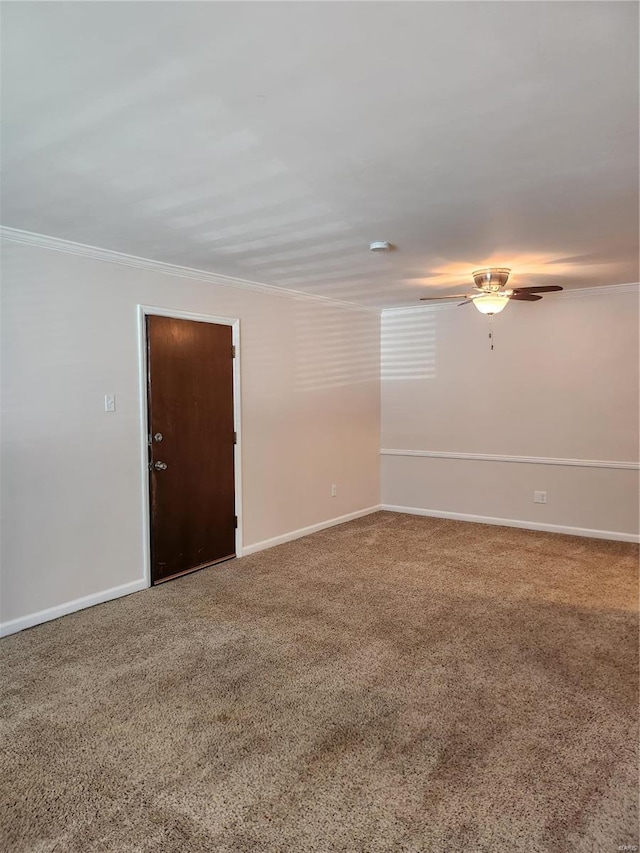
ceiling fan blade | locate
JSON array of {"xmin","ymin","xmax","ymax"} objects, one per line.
[
  {"xmin": 458, "ymin": 299, "xmax": 474, "ymax": 306},
  {"xmin": 509, "ymin": 292, "xmax": 543, "ymax": 301},
  {"xmin": 419, "ymin": 294, "xmax": 469, "ymax": 301},
  {"xmin": 511, "ymin": 285, "xmax": 563, "ymax": 293}
]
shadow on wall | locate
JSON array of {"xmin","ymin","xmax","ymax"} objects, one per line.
[
  {"xmin": 381, "ymin": 311, "xmax": 437, "ymax": 381},
  {"xmin": 293, "ymin": 303, "xmax": 379, "ymax": 393}
]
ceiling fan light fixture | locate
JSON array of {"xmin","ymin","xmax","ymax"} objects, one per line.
[
  {"xmin": 473, "ymin": 294, "xmax": 510, "ymax": 315},
  {"xmin": 472, "ymin": 267, "xmax": 511, "ymax": 290}
]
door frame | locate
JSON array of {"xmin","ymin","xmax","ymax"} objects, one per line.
[{"xmin": 137, "ymin": 305, "xmax": 243, "ymax": 588}]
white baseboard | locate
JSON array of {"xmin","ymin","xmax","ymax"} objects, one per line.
[
  {"xmin": 380, "ymin": 504, "xmax": 640, "ymax": 543},
  {"xmin": 242, "ymin": 505, "xmax": 381, "ymax": 556},
  {"xmin": 6, "ymin": 503, "xmax": 631, "ymax": 637},
  {"xmin": 0, "ymin": 578, "xmax": 148, "ymax": 638},
  {"xmin": 0, "ymin": 508, "xmax": 381, "ymax": 637}
]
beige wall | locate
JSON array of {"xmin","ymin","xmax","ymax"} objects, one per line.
[
  {"xmin": 2, "ymin": 235, "xmax": 637, "ymax": 632},
  {"xmin": 381, "ymin": 288, "xmax": 639, "ymax": 537},
  {"xmin": 0, "ymin": 239, "xmax": 380, "ymax": 629}
]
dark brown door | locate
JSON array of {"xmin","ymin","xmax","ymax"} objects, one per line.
[{"xmin": 146, "ymin": 315, "xmax": 236, "ymax": 584}]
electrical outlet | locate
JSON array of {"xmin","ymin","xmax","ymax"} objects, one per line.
[
  {"xmin": 534, "ymin": 490, "xmax": 547, "ymax": 504},
  {"xmin": 331, "ymin": 484, "xmax": 337, "ymax": 497}
]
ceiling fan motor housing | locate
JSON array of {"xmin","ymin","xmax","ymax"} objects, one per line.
[{"xmin": 472, "ymin": 267, "xmax": 511, "ymax": 292}]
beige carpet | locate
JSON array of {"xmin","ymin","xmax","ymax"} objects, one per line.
[{"xmin": 1, "ymin": 512, "xmax": 638, "ymax": 852}]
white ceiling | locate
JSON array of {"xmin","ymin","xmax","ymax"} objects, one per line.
[{"xmin": 2, "ymin": 2, "xmax": 638, "ymax": 308}]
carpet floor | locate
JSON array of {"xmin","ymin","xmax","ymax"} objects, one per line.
[{"xmin": 1, "ymin": 512, "xmax": 638, "ymax": 852}]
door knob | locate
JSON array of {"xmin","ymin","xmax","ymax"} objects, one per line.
[{"xmin": 154, "ymin": 461, "xmax": 168, "ymax": 471}]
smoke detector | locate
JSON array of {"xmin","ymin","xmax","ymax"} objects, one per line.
[{"xmin": 369, "ymin": 241, "xmax": 392, "ymax": 252}]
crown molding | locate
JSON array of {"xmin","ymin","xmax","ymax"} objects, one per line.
[
  {"xmin": 3, "ymin": 227, "xmax": 636, "ymax": 316},
  {"xmin": 381, "ymin": 282, "xmax": 640, "ymax": 316},
  {"xmin": 0, "ymin": 226, "xmax": 379, "ymax": 315},
  {"xmin": 555, "ymin": 282, "xmax": 639, "ymax": 299},
  {"xmin": 382, "ymin": 302, "xmax": 459, "ymax": 316}
]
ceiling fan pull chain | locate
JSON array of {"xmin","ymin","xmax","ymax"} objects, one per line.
[{"xmin": 489, "ymin": 315, "xmax": 494, "ymax": 351}]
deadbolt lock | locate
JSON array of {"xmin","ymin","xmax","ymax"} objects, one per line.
[{"xmin": 153, "ymin": 432, "xmax": 163, "ymax": 442}]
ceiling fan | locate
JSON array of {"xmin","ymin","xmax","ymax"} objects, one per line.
[{"xmin": 419, "ymin": 268, "xmax": 563, "ymax": 314}]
